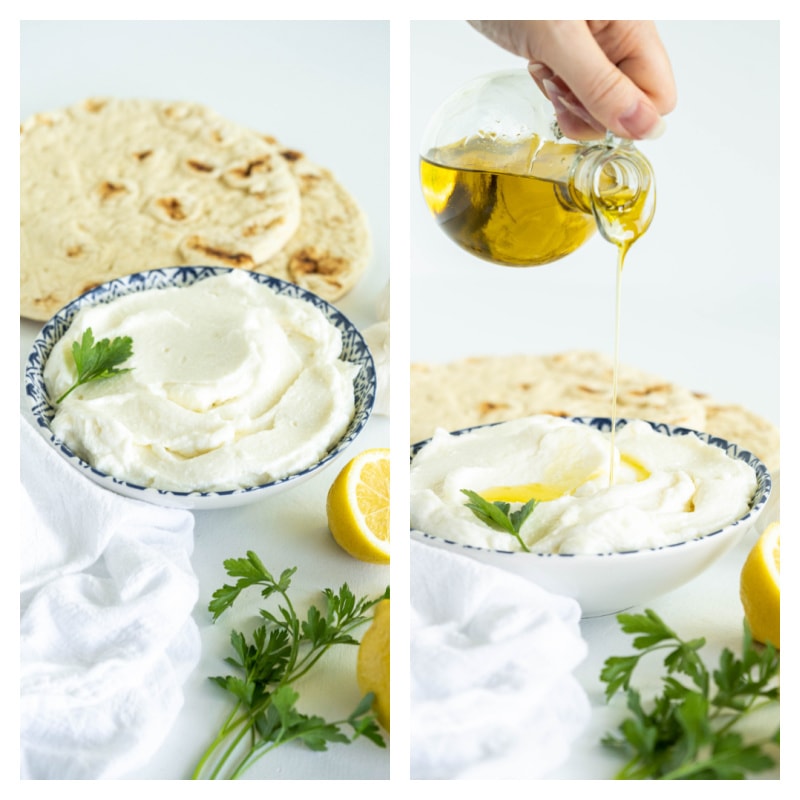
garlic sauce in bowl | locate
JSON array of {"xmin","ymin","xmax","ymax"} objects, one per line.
[
  {"xmin": 410, "ymin": 416, "xmax": 771, "ymax": 616},
  {"xmin": 27, "ymin": 266, "xmax": 376, "ymax": 509}
]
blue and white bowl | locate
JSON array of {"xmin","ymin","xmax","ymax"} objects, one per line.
[
  {"xmin": 26, "ymin": 266, "xmax": 377, "ymax": 510},
  {"xmin": 411, "ymin": 417, "xmax": 772, "ymax": 617}
]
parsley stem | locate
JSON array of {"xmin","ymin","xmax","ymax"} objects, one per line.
[
  {"xmin": 230, "ymin": 736, "xmax": 288, "ymax": 779},
  {"xmin": 55, "ymin": 383, "xmax": 80, "ymax": 404},
  {"xmin": 657, "ymin": 734, "xmax": 779, "ymax": 781},
  {"xmin": 194, "ymin": 556, "xmax": 388, "ymax": 779},
  {"xmin": 713, "ymin": 697, "xmax": 778, "ymax": 737},
  {"xmin": 55, "ymin": 328, "xmax": 134, "ymax": 404},
  {"xmin": 209, "ymin": 721, "xmax": 252, "ymax": 780},
  {"xmin": 602, "ymin": 611, "xmax": 779, "ymax": 780},
  {"xmin": 615, "ymin": 758, "xmax": 652, "ymax": 780},
  {"xmin": 228, "ymin": 714, "xmax": 362, "ymax": 779},
  {"xmin": 191, "ymin": 703, "xmax": 245, "ymax": 779}
]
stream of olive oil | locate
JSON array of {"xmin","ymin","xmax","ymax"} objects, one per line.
[
  {"xmin": 609, "ymin": 246, "xmax": 627, "ymax": 484},
  {"xmin": 421, "ymin": 137, "xmax": 652, "ymax": 489},
  {"xmin": 592, "ymin": 184, "xmax": 651, "ymax": 485}
]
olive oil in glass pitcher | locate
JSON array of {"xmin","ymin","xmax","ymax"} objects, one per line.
[{"xmin": 419, "ymin": 69, "xmax": 655, "ymax": 267}]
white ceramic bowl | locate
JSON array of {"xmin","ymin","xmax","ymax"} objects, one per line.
[
  {"xmin": 25, "ymin": 266, "xmax": 376, "ymax": 510},
  {"xmin": 410, "ymin": 417, "xmax": 772, "ymax": 617}
]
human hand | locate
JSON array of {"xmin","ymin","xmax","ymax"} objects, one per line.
[{"xmin": 469, "ymin": 20, "xmax": 676, "ymax": 141}]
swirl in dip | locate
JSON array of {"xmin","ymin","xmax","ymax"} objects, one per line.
[
  {"xmin": 410, "ymin": 415, "xmax": 758, "ymax": 554},
  {"xmin": 44, "ymin": 271, "xmax": 359, "ymax": 492}
]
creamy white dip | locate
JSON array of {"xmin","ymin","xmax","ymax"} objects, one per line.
[
  {"xmin": 44, "ymin": 271, "xmax": 359, "ymax": 492},
  {"xmin": 410, "ymin": 415, "xmax": 757, "ymax": 554}
]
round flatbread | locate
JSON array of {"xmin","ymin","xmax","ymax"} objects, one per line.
[
  {"xmin": 410, "ymin": 350, "xmax": 779, "ymax": 472},
  {"xmin": 411, "ymin": 351, "xmax": 707, "ymax": 442},
  {"xmin": 696, "ymin": 398, "xmax": 780, "ymax": 473},
  {"xmin": 256, "ymin": 141, "xmax": 372, "ymax": 301},
  {"xmin": 21, "ymin": 97, "xmax": 302, "ymax": 320}
]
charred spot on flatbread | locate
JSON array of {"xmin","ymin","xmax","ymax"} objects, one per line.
[
  {"xmin": 288, "ymin": 247, "xmax": 346, "ymax": 289},
  {"xmin": 478, "ymin": 401, "xmax": 510, "ymax": 416},
  {"xmin": 83, "ymin": 98, "xmax": 108, "ymax": 113},
  {"xmin": 182, "ymin": 235, "xmax": 255, "ymax": 268},
  {"xmin": 186, "ymin": 158, "xmax": 214, "ymax": 173},
  {"xmin": 79, "ymin": 281, "xmax": 101, "ymax": 295},
  {"xmin": 97, "ymin": 181, "xmax": 129, "ymax": 201},
  {"xmin": 156, "ymin": 197, "xmax": 189, "ymax": 221},
  {"xmin": 628, "ymin": 384, "xmax": 672, "ymax": 396},
  {"xmin": 242, "ymin": 217, "xmax": 286, "ymax": 237}
]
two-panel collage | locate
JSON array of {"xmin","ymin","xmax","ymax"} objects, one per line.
[{"xmin": 19, "ymin": 19, "xmax": 781, "ymax": 782}]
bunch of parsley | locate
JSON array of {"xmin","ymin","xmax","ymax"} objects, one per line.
[
  {"xmin": 192, "ymin": 551, "xmax": 388, "ymax": 780},
  {"xmin": 601, "ymin": 609, "xmax": 779, "ymax": 779}
]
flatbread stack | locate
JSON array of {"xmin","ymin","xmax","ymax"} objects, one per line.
[
  {"xmin": 20, "ymin": 97, "xmax": 371, "ymax": 321},
  {"xmin": 258, "ymin": 139, "xmax": 371, "ymax": 301},
  {"xmin": 410, "ymin": 351, "xmax": 780, "ymax": 473}
]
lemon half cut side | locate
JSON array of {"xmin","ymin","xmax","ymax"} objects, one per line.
[
  {"xmin": 740, "ymin": 521, "xmax": 780, "ymax": 649},
  {"xmin": 326, "ymin": 448, "xmax": 390, "ymax": 564}
]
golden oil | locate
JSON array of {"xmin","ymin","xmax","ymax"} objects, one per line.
[
  {"xmin": 597, "ymin": 167, "xmax": 654, "ymax": 484},
  {"xmin": 420, "ymin": 136, "xmax": 597, "ymax": 266},
  {"xmin": 420, "ymin": 132, "xmax": 656, "ymax": 486}
]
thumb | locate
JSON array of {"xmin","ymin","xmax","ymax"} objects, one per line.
[{"xmin": 533, "ymin": 23, "xmax": 666, "ymax": 140}]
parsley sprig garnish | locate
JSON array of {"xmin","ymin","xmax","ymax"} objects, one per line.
[
  {"xmin": 601, "ymin": 609, "xmax": 780, "ymax": 779},
  {"xmin": 192, "ymin": 550, "xmax": 389, "ymax": 780},
  {"xmin": 461, "ymin": 489, "xmax": 538, "ymax": 552},
  {"xmin": 56, "ymin": 327, "xmax": 133, "ymax": 403}
]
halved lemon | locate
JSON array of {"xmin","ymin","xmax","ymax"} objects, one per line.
[
  {"xmin": 740, "ymin": 521, "xmax": 780, "ymax": 649},
  {"xmin": 357, "ymin": 599, "xmax": 390, "ymax": 732},
  {"xmin": 326, "ymin": 448, "xmax": 390, "ymax": 564}
]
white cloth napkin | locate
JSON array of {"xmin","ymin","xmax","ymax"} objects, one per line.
[
  {"xmin": 410, "ymin": 539, "xmax": 591, "ymax": 779},
  {"xmin": 20, "ymin": 415, "xmax": 200, "ymax": 780}
]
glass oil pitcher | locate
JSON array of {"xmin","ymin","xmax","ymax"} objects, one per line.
[{"xmin": 419, "ymin": 69, "xmax": 656, "ymax": 267}]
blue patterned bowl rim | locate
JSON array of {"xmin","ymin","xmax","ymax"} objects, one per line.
[
  {"xmin": 410, "ymin": 416, "xmax": 772, "ymax": 558},
  {"xmin": 26, "ymin": 266, "xmax": 377, "ymax": 500}
]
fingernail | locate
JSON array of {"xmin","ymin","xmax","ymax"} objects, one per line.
[
  {"xmin": 619, "ymin": 101, "xmax": 666, "ymax": 140},
  {"xmin": 642, "ymin": 116, "xmax": 667, "ymax": 140},
  {"xmin": 542, "ymin": 79, "xmax": 561, "ymax": 101},
  {"xmin": 528, "ymin": 62, "xmax": 552, "ymax": 79}
]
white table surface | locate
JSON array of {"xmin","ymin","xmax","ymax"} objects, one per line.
[
  {"xmin": 409, "ymin": 20, "xmax": 782, "ymax": 780},
  {"xmin": 19, "ymin": 20, "xmax": 390, "ymax": 781}
]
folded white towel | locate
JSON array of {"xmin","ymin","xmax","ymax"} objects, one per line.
[
  {"xmin": 410, "ymin": 539, "xmax": 590, "ymax": 779},
  {"xmin": 20, "ymin": 415, "xmax": 200, "ymax": 780}
]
